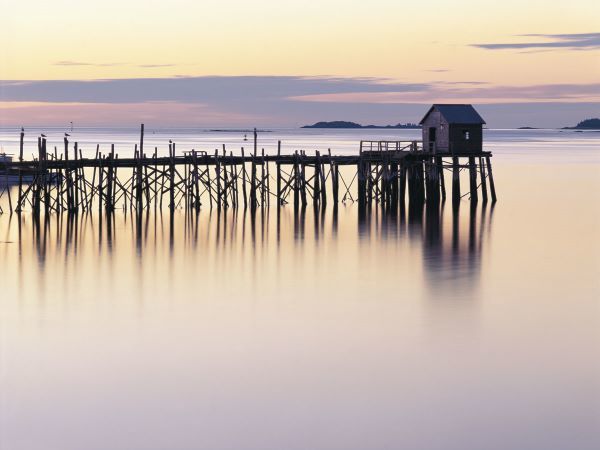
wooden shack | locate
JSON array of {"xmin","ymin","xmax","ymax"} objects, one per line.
[{"xmin": 419, "ymin": 104, "xmax": 486, "ymax": 154}]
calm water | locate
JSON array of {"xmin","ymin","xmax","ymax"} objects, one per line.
[{"xmin": 0, "ymin": 128, "xmax": 599, "ymax": 450}]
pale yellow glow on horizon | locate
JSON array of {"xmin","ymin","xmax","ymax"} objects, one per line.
[{"xmin": 2, "ymin": 0, "xmax": 599, "ymax": 86}]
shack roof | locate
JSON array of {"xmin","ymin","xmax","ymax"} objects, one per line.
[{"xmin": 419, "ymin": 104, "xmax": 486, "ymax": 125}]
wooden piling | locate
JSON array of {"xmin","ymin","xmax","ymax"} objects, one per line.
[
  {"xmin": 486, "ymin": 155, "xmax": 497, "ymax": 203},
  {"xmin": 16, "ymin": 128, "xmax": 25, "ymax": 212},
  {"xmin": 437, "ymin": 156, "xmax": 446, "ymax": 202},
  {"xmin": 169, "ymin": 142, "xmax": 175, "ymax": 210},
  {"xmin": 399, "ymin": 163, "xmax": 407, "ymax": 208},
  {"xmin": 241, "ymin": 148, "xmax": 247, "ymax": 208},
  {"xmin": 276, "ymin": 141, "xmax": 282, "ymax": 206},
  {"xmin": 479, "ymin": 156, "xmax": 488, "ymax": 203},
  {"xmin": 452, "ymin": 156, "xmax": 461, "ymax": 206},
  {"xmin": 468, "ymin": 156, "xmax": 478, "ymax": 203}
]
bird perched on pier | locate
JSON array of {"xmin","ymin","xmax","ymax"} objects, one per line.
[
  {"xmin": 65, "ymin": 133, "xmax": 70, "ymax": 137},
  {"xmin": 21, "ymin": 127, "xmax": 24, "ymax": 132},
  {"xmin": 41, "ymin": 134, "xmax": 46, "ymax": 138}
]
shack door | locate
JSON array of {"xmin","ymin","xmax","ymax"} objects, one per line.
[{"xmin": 429, "ymin": 127, "xmax": 436, "ymax": 151}]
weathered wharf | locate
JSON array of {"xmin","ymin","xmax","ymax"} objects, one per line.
[{"xmin": 0, "ymin": 124, "xmax": 496, "ymax": 215}]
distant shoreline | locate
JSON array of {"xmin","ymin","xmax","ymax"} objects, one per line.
[
  {"xmin": 562, "ymin": 118, "xmax": 600, "ymax": 130},
  {"xmin": 208, "ymin": 129, "xmax": 273, "ymax": 133},
  {"xmin": 302, "ymin": 121, "xmax": 421, "ymax": 129}
]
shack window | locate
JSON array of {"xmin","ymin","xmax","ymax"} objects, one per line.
[{"xmin": 463, "ymin": 130, "xmax": 470, "ymax": 140}]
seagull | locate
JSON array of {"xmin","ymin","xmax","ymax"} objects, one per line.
[
  {"xmin": 65, "ymin": 133, "xmax": 70, "ymax": 137},
  {"xmin": 21, "ymin": 127, "xmax": 24, "ymax": 132},
  {"xmin": 41, "ymin": 134, "xmax": 46, "ymax": 138}
]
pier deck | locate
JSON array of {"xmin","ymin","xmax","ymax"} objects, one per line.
[{"xmin": 0, "ymin": 127, "xmax": 496, "ymax": 215}]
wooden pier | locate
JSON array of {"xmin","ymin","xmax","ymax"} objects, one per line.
[{"xmin": 0, "ymin": 125, "xmax": 496, "ymax": 215}]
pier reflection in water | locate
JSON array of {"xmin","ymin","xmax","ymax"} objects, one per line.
[
  {"xmin": 3, "ymin": 203, "xmax": 490, "ymax": 298},
  {"xmin": 0, "ymin": 203, "xmax": 491, "ymax": 337}
]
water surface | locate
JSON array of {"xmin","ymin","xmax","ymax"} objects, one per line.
[{"xmin": 0, "ymin": 128, "xmax": 599, "ymax": 450}]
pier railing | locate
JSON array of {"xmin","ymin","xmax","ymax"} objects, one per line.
[{"xmin": 359, "ymin": 140, "xmax": 422, "ymax": 153}]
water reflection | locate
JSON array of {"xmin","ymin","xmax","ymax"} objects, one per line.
[
  {"xmin": 355, "ymin": 202, "xmax": 493, "ymax": 296},
  {"xmin": 4, "ymin": 204, "xmax": 492, "ymax": 293},
  {"xmin": 8, "ymin": 205, "xmax": 493, "ymax": 251}
]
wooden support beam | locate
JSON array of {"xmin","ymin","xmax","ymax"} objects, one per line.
[
  {"xmin": 399, "ymin": 163, "xmax": 407, "ymax": 209},
  {"xmin": 479, "ymin": 156, "xmax": 488, "ymax": 204},
  {"xmin": 241, "ymin": 148, "xmax": 247, "ymax": 208},
  {"xmin": 468, "ymin": 156, "xmax": 478, "ymax": 203},
  {"xmin": 486, "ymin": 155, "xmax": 497, "ymax": 203},
  {"xmin": 169, "ymin": 142, "xmax": 176, "ymax": 210},
  {"xmin": 16, "ymin": 128, "xmax": 25, "ymax": 212},
  {"xmin": 437, "ymin": 156, "xmax": 446, "ymax": 202},
  {"xmin": 313, "ymin": 151, "xmax": 321, "ymax": 206},
  {"xmin": 276, "ymin": 142, "xmax": 282, "ymax": 206},
  {"xmin": 452, "ymin": 156, "xmax": 461, "ymax": 207}
]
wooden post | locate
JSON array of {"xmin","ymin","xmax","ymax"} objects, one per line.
[
  {"xmin": 332, "ymin": 163, "xmax": 339, "ymax": 204},
  {"xmin": 276, "ymin": 141, "xmax": 282, "ymax": 206},
  {"xmin": 437, "ymin": 156, "xmax": 446, "ymax": 202},
  {"xmin": 329, "ymin": 149, "xmax": 338, "ymax": 205},
  {"xmin": 452, "ymin": 156, "xmax": 461, "ymax": 207},
  {"xmin": 98, "ymin": 155, "xmax": 104, "ymax": 213},
  {"xmin": 73, "ymin": 142, "xmax": 79, "ymax": 211},
  {"xmin": 63, "ymin": 136, "xmax": 71, "ymax": 211},
  {"xmin": 265, "ymin": 150, "xmax": 270, "ymax": 207},
  {"xmin": 169, "ymin": 142, "xmax": 175, "ymax": 210},
  {"xmin": 16, "ymin": 128, "xmax": 24, "ymax": 212},
  {"xmin": 390, "ymin": 162, "xmax": 399, "ymax": 207},
  {"xmin": 468, "ymin": 156, "xmax": 478, "ymax": 203},
  {"xmin": 241, "ymin": 148, "xmax": 247, "ymax": 208},
  {"xmin": 300, "ymin": 151, "xmax": 307, "ymax": 207},
  {"xmin": 426, "ymin": 156, "xmax": 439, "ymax": 205},
  {"xmin": 260, "ymin": 148, "xmax": 266, "ymax": 207},
  {"xmin": 293, "ymin": 151, "xmax": 300, "ymax": 211},
  {"xmin": 87, "ymin": 145, "xmax": 99, "ymax": 212},
  {"xmin": 193, "ymin": 150, "xmax": 200, "ymax": 210},
  {"xmin": 479, "ymin": 156, "xmax": 488, "ymax": 203},
  {"xmin": 106, "ymin": 144, "xmax": 114, "ymax": 211},
  {"xmin": 136, "ymin": 125, "xmax": 144, "ymax": 210},
  {"xmin": 486, "ymin": 155, "xmax": 497, "ymax": 203},
  {"xmin": 319, "ymin": 153, "xmax": 327, "ymax": 207},
  {"xmin": 357, "ymin": 160, "xmax": 366, "ymax": 208},
  {"xmin": 250, "ymin": 150, "xmax": 257, "ymax": 208},
  {"xmin": 399, "ymin": 163, "xmax": 407, "ymax": 208},
  {"xmin": 231, "ymin": 151, "xmax": 238, "ymax": 208},
  {"xmin": 215, "ymin": 150, "xmax": 222, "ymax": 209},
  {"xmin": 314, "ymin": 151, "xmax": 321, "ymax": 206}
]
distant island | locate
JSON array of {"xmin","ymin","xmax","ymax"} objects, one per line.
[
  {"xmin": 302, "ymin": 121, "xmax": 421, "ymax": 129},
  {"xmin": 208, "ymin": 129, "xmax": 272, "ymax": 133},
  {"xmin": 563, "ymin": 118, "xmax": 600, "ymax": 130}
]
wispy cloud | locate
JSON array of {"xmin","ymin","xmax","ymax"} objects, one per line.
[
  {"xmin": 0, "ymin": 76, "xmax": 430, "ymax": 104},
  {"xmin": 54, "ymin": 61, "xmax": 179, "ymax": 68},
  {"xmin": 287, "ymin": 82, "xmax": 600, "ymax": 103},
  {"xmin": 137, "ymin": 64, "xmax": 177, "ymax": 68},
  {"xmin": 471, "ymin": 32, "xmax": 600, "ymax": 51},
  {"xmin": 54, "ymin": 61, "xmax": 124, "ymax": 67}
]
